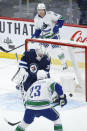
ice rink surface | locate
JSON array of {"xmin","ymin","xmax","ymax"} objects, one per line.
[{"xmin": 0, "ymin": 58, "xmax": 87, "ymax": 131}]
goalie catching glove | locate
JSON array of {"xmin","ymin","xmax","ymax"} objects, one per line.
[{"xmin": 53, "ymin": 94, "xmax": 67, "ymax": 107}]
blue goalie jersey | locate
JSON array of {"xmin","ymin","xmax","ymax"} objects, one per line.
[{"xmin": 19, "ymin": 49, "xmax": 51, "ymax": 91}]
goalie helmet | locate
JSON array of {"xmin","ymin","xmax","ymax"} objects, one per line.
[
  {"xmin": 36, "ymin": 46, "xmax": 45, "ymax": 61},
  {"xmin": 37, "ymin": 70, "xmax": 48, "ymax": 80},
  {"xmin": 36, "ymin": 47, "xmax": 44, "ymax": 55},
  {"xmin": 37, "ymin": 3, "xmax": 46, "ymax": 10}
]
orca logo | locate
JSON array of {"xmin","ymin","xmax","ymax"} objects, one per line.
[
  {"xmin": 42, "ymin": 22, "xmax": 51, "ymax": 32},
  {"xmin": 43, "ymin": 22, "xmax": 48, "ymax": 29}
]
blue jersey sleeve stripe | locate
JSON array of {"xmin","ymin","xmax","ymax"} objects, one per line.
[
  {"xmin": 19, "ymin": 65, "xmax": 28, "ymax": 69},
  {"xmin": 19, "ymin": 61, "xmax": 27, "ymax": 65},
  {"xmin": 55, "ymin": 83, "xmax": 63, "ymax": 96},
  {"xmin": 19, "ymin": 62, "xmax": 28, "ymax": 67},
  {"xmin": 19, "ymin": 61, "xmax": 28, "ymax": 69}
]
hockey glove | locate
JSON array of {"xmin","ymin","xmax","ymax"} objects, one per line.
[
  {"xmin": 59, "ymin": 94, "xmax": 67, "ymax": 107},
  {"xmin": 53, "ymin": 97, "xmax": 60, "ymax": 105},
  {"xmin": 51, "ymin": 91, "xmax": 60, "ymax": 106},
  {"xmin": 53, "ymin": 24, "xmax": 59, "ymax": 34},
  {"xmin": 31, "ymin": 29, "xmax": 41, "ymax": 38}
]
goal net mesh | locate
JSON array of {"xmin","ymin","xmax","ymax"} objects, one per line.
[{"xmin": 25, "ymin": 38, "xmax": 87, "ymax": 101}]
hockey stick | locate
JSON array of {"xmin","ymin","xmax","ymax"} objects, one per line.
[
  {"xmin": 4, "ymin": 118, "xmax": 21, "ymax": 126},
  {"xmin": 0, "ymin": 43, "xmax": 25, "ymax": 53},
  {"xmin": 40, "ymin": 33, "xmax": 57, "ymax": 39},
  {"xmin": 4, "ymin": 102, "xmax": 59, "ymax": 126}
]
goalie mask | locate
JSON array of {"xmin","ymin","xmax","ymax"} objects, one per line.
[{"xmin": 36, "ymin": 47, "xmax": 45, "ymax": 61}]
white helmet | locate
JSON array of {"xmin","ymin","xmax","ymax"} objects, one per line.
[
  {"xmin": 37, "ymin": 70, "xmax": 48, "ymax": 80},
  {"xmin": 36, "ymin": 46, "xmax": 45, "ymax": 61},
  {"xmin": 36, "ymin": 47, "xmax": 44, "ymax": 55},
  {"xmin": 37, "ymin": 3, "xmax": 46, "ymax": 10}
]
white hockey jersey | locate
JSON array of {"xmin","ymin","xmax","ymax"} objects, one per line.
[
  {"xmin": 25, "ymin": 78, "xmax": 58, "ymax": 110},
  {"xmin": 34, "ymin": 11, "xmax": 62, "ymax": 38}
]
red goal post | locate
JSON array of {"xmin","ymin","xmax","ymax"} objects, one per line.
[{"xmin": 25, "ymin": 38, "xmax": 87, "ymax": 101}]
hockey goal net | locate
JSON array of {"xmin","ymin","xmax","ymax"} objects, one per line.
[{"xmin": 25, "ymin": 38, "xmax": 87, "ymax": 102}]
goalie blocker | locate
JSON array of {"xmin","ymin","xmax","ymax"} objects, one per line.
[{"xmin": 12, "ymin": 68, "xmax": 28, "ymax": 86}]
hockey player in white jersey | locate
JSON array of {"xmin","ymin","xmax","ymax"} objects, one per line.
[
  {"xmin": 32, "ymin": 3, "xmax": 68, "ymax": 70},
  {"xmin": 15, "ymin": 70, "xmax": 67, "ymax": 131}
]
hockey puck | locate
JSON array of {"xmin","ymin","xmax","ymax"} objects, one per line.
[{"xmin": 69, "ymin": 93, "xmax": 73, "ymax": 97}]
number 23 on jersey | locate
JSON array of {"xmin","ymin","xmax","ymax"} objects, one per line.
[{"xmin": 30, "ymin": 85, "xmax": 41, "ymax": 98}]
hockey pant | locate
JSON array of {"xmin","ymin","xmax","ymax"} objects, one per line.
[{"xmin": 15, "ymin": 107, "xmax": 63, "ymax": 131}]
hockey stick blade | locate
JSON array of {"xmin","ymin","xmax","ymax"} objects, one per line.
[
  {"xmin": 0, "ymin": 43, "xmax": 24, "ymax": 53},
  {"xmin": 0, "ymin": 46, "xmax": 8, "ymax": 52},
  {"xmin": 4, "ymin": 118, "xmax": 21, "ymax": 126}
]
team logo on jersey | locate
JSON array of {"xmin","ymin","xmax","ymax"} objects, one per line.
[
  {"xmin": 43, "ymin": 22, "xmax": 48, "ymax": 29},
  {"xmin": 30, "ymin": 63, "xmax": 38, "ymax": 74},
  {"xmin": 42, "ymin": 22, "xmax": 51, "ymax": 32}
]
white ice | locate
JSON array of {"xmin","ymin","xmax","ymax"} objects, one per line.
[{"xmin": 0, "ymin": 58, "xmax": 87, "ymax": 131}]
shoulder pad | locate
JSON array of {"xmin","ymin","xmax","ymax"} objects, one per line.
[
  {"xmin": 45, "ymin": 53, "xmax": 51, "ymax": 61},
  {"xmin": 22, "ymin": 51, "xmax": 27, "ymax": 57},
  {"xmin": 47, "ymin": 11, "xmax": 54, "ymax": 15},
  {"xmin": 34, "ymin": 14, "xmax": 40, "ymax": 20},
  {"xmin": 29, "ymin": 49, "xmax": 36, "ymax": 54},
  {"xmin": 23, "ymin": 49, "xmax": 35, "ymax": 56}
]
